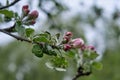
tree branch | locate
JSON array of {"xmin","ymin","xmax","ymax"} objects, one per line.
[
  {"xmin": 0, "ymin": 0, "xmax": 21, "ymax": 10},
  {"xmin": 72, "ymin": 66, "xmax": 91, "ymax": 80},
  {"xmin": 0, "ymin": 28, "xmax": 61, "ymax": 51},
  {"xmin": 2, "ymin": 23, "xmax": 16, "ymax": 32},
  {"xmin": 0, "ymin": 29, "xmax": 32, "ymax": 43}
]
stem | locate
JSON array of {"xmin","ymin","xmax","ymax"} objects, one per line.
[
  {"xmin": 2, "ymin": 24, "xmax": 16, "ymax": 32},
  {"xmin": 78, "ymin": 49, "xmax": 83, "ymax": 66},
  {"xmin": 0, "ymin": 0, "xmax": 21, "ymax": 10},
  {"xmin": 72, "ymin": 49, "xmax": 91, "ymax": 80},
  {"xmin": 0, "ymin": 29, "xmax": 32, "ymax": 43},
  {"xmin": 0, "ymin": 29, "xmax": 61, "ymax": 49},
  {"xmin": 72, "ymin": 66, "xmax": 91, "ymax": 80}
]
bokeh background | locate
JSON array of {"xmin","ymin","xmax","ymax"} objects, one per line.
[{"xmin": 0, "ymin": 0, "xmax": 120, "ymax": 80}]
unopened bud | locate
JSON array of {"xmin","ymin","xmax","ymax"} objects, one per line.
[
  {"xmin": 65, "ymin": 32, "xmax": 73, "ymax": 38},
  {"xmin": 63, "ymin": 36, "xmax": 70, "ymax": 43},
  {"xmin": 29, "ymin": 10, "xmax": 39, "ymax": 19},
  {"xmin": 63, "ymin": 32, "xmax": 73, "ymax": 44},
  {"xmin": 64, "ymin": 44, "xmax": 71, "ymax": 51},
  {"xmin": 71, "ymin": 38, "xmax": 84, "ymax": 48},
  {"xmin": 22, "ymin": 5, "xmax": 30, "ymax": 16},
  {"xmin": 87, "ymin": 45, "xmax": 95, "ymax": 51},
  {"xmin": 81, "ymin": 45, "xmax": 87, "ymax": 51},
  {"xmin": 22, "ymin": 5, "xmax": 28, "ymax": 10}
]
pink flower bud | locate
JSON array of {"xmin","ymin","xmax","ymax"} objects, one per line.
[
  {"xmin": 87, "ymin": 45, "xmax": 95, "ymax": 51},
  {"xmin": 22, "ymin": 5, "xmax": 29, "ymax": 10},
  {"xmin": 22, "ymin": 5, "xmax": 30, "ymax": 16},
  {"xmin": 24, "ymin": 9, "xmax": 30, "ymax": 15},
  {"xmin": 29, "ymin": 10, "xmax": 39, "ymax": 19},
  {"xmin": 64, "ymin": 44, "xmax": 71, "ymax": 51},
  {"xmin": 71, "ymin": 38, "xmax": 84, "ymax": 48},
  {"xmin": 63, "ymin": 36, "xmax": 70, "ymax": 43},
  {"xmin": 81, "ymin": 45, "xmax": 87, "ymax": 51},
  {"xmin": 65, "ymin": 32, "xmax": 73, "ymax": 38},
  {"xmin": 62, "ymin": 32, "xmax": 73, "ymax": 44}
]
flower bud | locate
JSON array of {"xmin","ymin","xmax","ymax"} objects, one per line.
[
  {"xmin": 22, "ymin": 5, "xmax": 30, "ymax": 16},
  {"xmin": 87, "ymin": 45, "xmax": 95, "ymax": 51},
  {"xmin": 63, "ymin": 36, "xmax": 70, "ymax": 43},
  {"xmin": 71, "ymin": 38, "xmax": 84, "ymax": 48},
  {"xmin": 64, "ymin": 44, "xmax": 71, "ymax": 51},
  {"xmin": 29, "ymin": 10, "xmax": 39, "ymax": 19},
  {"xmin": 62, "ymin": 32, "xmax": 73, "ymax": 44},
  {"xmin": 65, "ymin": 32, "xmax": 73, "ymax": 38},
  {"xmin": 81, "ymin": 45, "xmax": 87, "ymax": 51},
  {"xmin": 22, "ymin": 5, "xmax": 29, "ymax": 10}
]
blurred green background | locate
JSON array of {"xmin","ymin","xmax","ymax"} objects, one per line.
[{"xmin": 0, "ymin": 0, "xmax": 120, "ymax": 80}]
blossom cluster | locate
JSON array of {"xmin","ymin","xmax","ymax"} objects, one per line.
[
  {"xmin": 22, "ymin": 5, "xmax": 39, "ymax": 25},
  {"xmin": 63, "ymin": 32, "xmax": 96, "ymax": 52}
]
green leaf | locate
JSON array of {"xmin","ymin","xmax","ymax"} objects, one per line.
[
  {"xmin": 51, "ymin": 57, "xmax": 68, "ymax": 69},
  {"xmin": 16, "ymin": 20, "xmax": 22, "ymax": 27},
  {"xmin": 83, "ymin": 50, "xmax": 99, "ymax": 60},
  {"xmin": 47, "ymin": 50, "xmax": 57, "ymax": 56},
  {"xmin": 89, "ymin": 52, "xmax": 99, "ymax": 60},
  {"xmin": 25, "ymin": 28, "xmax": 34, "ymax": 37},
  {"xmin": 83, "ymin": 51, "xmax": 89, "ymax": 58},
  {"xmin": 55, "ymin": 67, "xmax": 66, "ymax": 71},
  {"xmin": 43, "ymin": 45, "xmax": 57, "ymax": 56},
  {"xmin": 33, "ymin": 36, "xmax": 49, "ymax": 43},
  {"xmin": 4, "ymin": 16, "xmax": 12, "ymax": 22},
  {"xmin": 40, "ymin": 32, "xmax": 51, "ymax": 39},
  {"xmin": 92, "ymin": 61, "xmax": 103, "ymax": 70},
  {"xmin": 66, "ymin": 50, "xmax": 75, "ymax": 58},
  {"xmin": 55, "ymin": 33, "xmax": 60, "ymax": 39},
  {"xmin": 83, "ymin": 62, "xmax": 91, "ymax": 72},
  {"xmin": 14, "ymin": 12, "xmax": 20, "ymax": 20},
  {"xmin": 0, "ymin": 10, "xmax": 14, "ymax": 18},
  {"xmin": 45, "ymin": 62, "xmax": 66, "ymax": 71},
  {"xmin": 15, "ymin": 21, "xmax": 26, "ymax": 36},
  {"xmin": 32, "ymin": 45, "xmax": 43, "ymax": 57}
]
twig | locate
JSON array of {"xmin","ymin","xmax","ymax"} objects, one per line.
[
  {"xmin": 0, "ymin": 0, "xmax": 21, "ymax": 10},
  {"xmin": 0, "ymin": 29, "xmax": 49, "ymax": 50},
  {"xmin": 72, "ymin": 66, "xmax": 91, "ymax": 80},
  {"xmin": 0, "ymin": 29, "xmax": 32, "ymax": 43},
  {"xmin": 2, "ymin": 23, "xmax": 16, "ymax": 32}
]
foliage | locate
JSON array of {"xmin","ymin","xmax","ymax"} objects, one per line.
[{"xmin": 1, "ymin": 0, "xmax": 120, "ymax": 80}]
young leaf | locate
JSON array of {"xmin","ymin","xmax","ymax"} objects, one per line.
[
  {"xmin": 83, "ymin": 50, "xmax": 89, "ymax": 58},
  {"xmin": 89, "ymin": 52, "xmax": 99, "ymax": 60},
  {"xmin": 92, "ymin": 61, "xmax": 103, "ymax": 70},
  {"xmin": 15, "ymin": 21, "xmax": 26, "ymax": 37},
  {"xmin": 0, "ymin": 10, "xmax": 14, "ymax": 18},
  {"xmin": 32, "ymin": 44, "xmax": 43, "ymax": 57},
  {"xmin": 4, "ymin": 16, "xmax": 12, "ymax": 22},
  {"xmin": 45, "ymin": 62, "xmax": 54, "ymax": 69},
  {"xmin": 15, "ymin": 20, "xmax": 23, "ymax": 35},
  {"xmin": 45, "ymin": 62, "xmax": 67, "ymax": 72},
  {"xmin": 66, "ymin": 49, "xmax": 76, "ymax": 58},
  {"xmin": 25, "ymin": 28, "xmax": 34, "ymax": 37},
  {"xmin": 55, "ymin": 67, "xmax": 67, "ymax": 71},
  {"xmin": 33, "ymin": 36, "xmax": 49, "ymax": 43},
  {"xmin": 55, "ymin": 33, "xmax": 60, "ymax": 39},
  {"xmin": 51, "ymin": 57, "xmax": 68, "ymax": 69}
]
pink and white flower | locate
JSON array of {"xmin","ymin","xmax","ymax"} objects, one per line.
[{"xmin": 70, "ymin": 38, "xmax": 84, "ymax": 48}]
